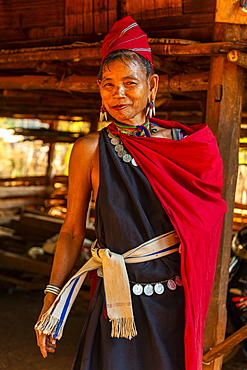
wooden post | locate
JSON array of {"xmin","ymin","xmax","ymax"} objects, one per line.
[{"xmin": 204, "ymin": 55, "xmax": 245, "ymax": 369}]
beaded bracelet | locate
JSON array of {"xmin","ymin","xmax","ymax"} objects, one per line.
[{"xmin": 44, "ymin": 284, "xmax": 61, "ymax": 296}]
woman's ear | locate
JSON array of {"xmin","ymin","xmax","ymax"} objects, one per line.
[
  {"xmin": 97, "ymin": 79, "xmax": 103, "ymax": 99},
  {"xmin": 149, "ymin": 74, "xmax": 159, "ymax": 101}
]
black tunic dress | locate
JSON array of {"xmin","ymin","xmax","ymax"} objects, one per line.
[{"xmin": 72, "ymin": 129, "xmax": 185, "ymax": 370}]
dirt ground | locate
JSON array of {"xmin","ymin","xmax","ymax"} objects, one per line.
[
  {"xmin": 0, "ymin": 288, "xmax": 87, "ymax": 370},
  {"xmin": 0, "ymin": 287, "xmax": 247, "ymax": 370},
  {"xmin": 222, "ymin": 350, "xmax": 247, "ymax": 370}
]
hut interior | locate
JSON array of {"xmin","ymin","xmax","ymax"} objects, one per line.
[{"xmin": 1, "ymin": 1, "xmax": 247, "ymax": 368}]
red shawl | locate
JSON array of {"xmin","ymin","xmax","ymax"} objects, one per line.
[{"xmin": 107, "ymin": 119, "xmax": 227, "ymax": 370}]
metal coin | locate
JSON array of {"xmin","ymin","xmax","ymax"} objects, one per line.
[
  {"xmin": 108, "ymin": 132, "xmax": 114, "ymax": 138},
  {"xmin": 123, "ymin": 154, "xmax": 132, "ymax": 163},
  {"xmin": 132, "ymin": 284, "xmax": 143, "ymax": 296},
  {"xmin": 131, "ymin": 158, "xmax": 138, "ymax": 166},
  {"xmin": 111, "ymin": 137, "xmax": 120, "ymax": 145},
  {"xmin": 115, "ymin": 144, "xmax": 124, "ymax": 152},
  {"xmin": 154, "ymin": 283, "xmax": 165, "ymax": 295},
  {"xmin": 144, "ymin": 284, "xmax": 154, "ymax": 296},
  {"xmin": 117, "ymin": 150, "xmax": 126, "ymax": 158},
  {"xmin": 97, "ymin": 267, "xmax": 103, "ymax": 277},
  {"xmin": 167, "ymin": 279, "xmax": 177, "ymax": 290},
  {"xmin": 175, "ymin": 276, "xmax": 182, "ymax": 286}
]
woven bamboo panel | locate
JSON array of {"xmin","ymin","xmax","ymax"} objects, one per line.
[
  {"xmin": 65, "ymin": 0, "xmax": 118, "ymax": 36},
  {"xmin": 123, "ymin": 0, "xmax": 182, "ymax": 19}
]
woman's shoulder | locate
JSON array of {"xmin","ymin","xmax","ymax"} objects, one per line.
[{"xmin": 73, "ymin": 131, "xmax": 100, "ymax": 153}]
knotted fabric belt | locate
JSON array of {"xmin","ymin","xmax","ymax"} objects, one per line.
[{"xmin": 35, "ymin": 230, "xmax": 180, "ymax": 340}]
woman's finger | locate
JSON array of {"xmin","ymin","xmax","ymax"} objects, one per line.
[
  {"xmin": 47, "ymin": 335, "xmax": 57, "ymax": 349},
  {"xmin": 36, "ymin": 331, "xmax": 48, "ymax": 358}
]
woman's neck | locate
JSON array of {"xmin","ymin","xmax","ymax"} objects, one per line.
[{"xmin": 113, "ymin": 119, "xmax": 151, "ymax": 137}]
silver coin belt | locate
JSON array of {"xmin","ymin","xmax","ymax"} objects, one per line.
[
  {"xmin": 131, "ymin": 275, "xmax": 183, "ymax": 296},
  {"xmin": 107, "ymin": 129, "xmax": 139, "ymax": 167}
]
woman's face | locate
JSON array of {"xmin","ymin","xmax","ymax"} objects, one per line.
[{"xmin": 98, "ymin": 59, "xmax": 158, "ymax": 126}]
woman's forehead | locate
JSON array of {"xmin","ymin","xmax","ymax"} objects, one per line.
[{"xmin": 101, "ymin": 59, "xmax": 146, "ymax": 79}]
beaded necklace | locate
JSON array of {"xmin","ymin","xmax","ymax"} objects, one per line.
[{"xmin": 114, "ymin": 119, "xmax": 152, "ymax": 137}]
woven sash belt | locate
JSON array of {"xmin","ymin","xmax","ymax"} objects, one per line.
[{"xmin": 35, "ymin": 230, "xmax": 180, "ymax": 341}]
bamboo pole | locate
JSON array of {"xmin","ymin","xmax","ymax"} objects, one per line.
[{"xmin": 203, "ymin": 324, "xmax": 247, "ymax": 365}]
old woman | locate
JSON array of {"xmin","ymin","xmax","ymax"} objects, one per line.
[{"xmin": 35, "ymin": 16, "xmax": 226, "ymax": 370}]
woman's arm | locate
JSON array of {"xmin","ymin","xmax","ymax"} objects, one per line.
[{"xmin": 35, "ymin": 132, "xmax": 100, "ymax": 358}]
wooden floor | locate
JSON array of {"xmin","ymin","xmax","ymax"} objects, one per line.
[{"xmin": 0, "ymin": 288, "xmax": 87, "ymax": 370}]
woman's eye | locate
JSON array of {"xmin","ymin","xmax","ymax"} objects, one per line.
[{"xmin": 103, "ymin": 83, "xmax": 113, "ymax": 87}]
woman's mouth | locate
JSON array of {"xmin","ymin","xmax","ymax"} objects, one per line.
[{"xmin": 112, "ymin": 104, "xmax": 127, "ymax": 110}]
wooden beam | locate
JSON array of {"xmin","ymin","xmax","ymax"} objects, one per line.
[
  {"xmin": 12, "ymin": 128, "xmax": 84, "ymax": 143},
  {"xmin": 0, "ymin": 107, "xmax": 96, "ymax": 120},
  {"xmin": 1, "ymin": 90, "xmax": 101, "ymax": 108},
  {"xmin": 227, "ymin": 49, "xmax": 247, "ymax": 69},
  {"xmin": 0, "ymin": 45, "xmax": 102, "ymax": 65},
  {"xmin": 0, "ymin": 75, "xmax": 99, "ymax": 93},
  {"xmin": 159, "ymin": 72, "xmax": 209, "ymax": 92},
  {"xmin": 0, "ymin": 197, "xmax": 45, "ymax": 210},
  {"xmin": 0, "ymin": 41, "xmax": 246, "ymax": 68},
  {"xmin": 203, "ymin": 324, "xmax": 247, "ymax": 364},
  {"xmin": 0, "ymin": 72, "xmax": 209, "ymax": 93},
  {"xmin": 0, "ymin": 175, "xmax": 67, "ymax": 186},
  {"xmin": 0, "ymin": 249, "xmax": 52, "ymax": 276},
  {"xmin": 204, "ymin": 55, "xmax": 245, "ymax": 369},
  {"xmin": 0, "ymin": 185, "xmax": 52, "ymax": 198},
  {"xmin": 151, "ymin": 41, "xmax": 247, "ymax": 57}
]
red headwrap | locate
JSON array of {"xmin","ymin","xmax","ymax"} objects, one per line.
[{"xmin": 102, "ymin": 16, "xmax": 153, "ymax": 68}]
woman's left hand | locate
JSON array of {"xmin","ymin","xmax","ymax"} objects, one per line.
[
  {"xmin": 35, "ymin": 293, "xmax": 57, "ymax": 357},
  {"xmin": 35, "ymin": 331, "xmax": 57, "ymax": 358}
]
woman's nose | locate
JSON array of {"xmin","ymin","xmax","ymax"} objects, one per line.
[{"xmin": 113, "ymin": 84, "xmax": 126, "ymax": 97}]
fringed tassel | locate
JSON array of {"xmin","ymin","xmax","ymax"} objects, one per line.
[
  {"xmin": 99, "ymin": 105, "xmax": 108, "ymax": 122},
  {"xmin": 34, "ymin": 313, "xmax": 64, "ymax": 340},
  {"xmin": 146, "ymin": 100, "xmax": 155, "ymax": 118},
  {"xmin": 110, "ymin": 317, "xmax": 137, "ymax": 340}
]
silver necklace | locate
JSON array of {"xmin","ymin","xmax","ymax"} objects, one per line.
[{"xmin": 107, "ymin": 129, "xmax": 138, "ymax": 166}]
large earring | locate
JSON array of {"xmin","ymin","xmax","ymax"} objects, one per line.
[
  {"xmin": 99, "ymin": 105, "xmax": 108, "ymax": 122},
  {"xmin": 146, "ymin": 100, "xmax": 156, "ymax": 118}
]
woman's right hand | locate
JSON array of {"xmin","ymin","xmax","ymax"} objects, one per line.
[{"xmin": 35, "ymin": 293, "xmax": 57, "ymax": 358}]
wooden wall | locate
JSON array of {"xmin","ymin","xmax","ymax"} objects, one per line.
[
  {"xmin": 65, "ymin": 0, "xmax": 118, "ymax": 36},
  {"xmin": 0, "ymin": 0, "xmax": 217, "ymax": 47},
  {"xmin": 0, "ymin": 0, "xmax": 64, "ymax": 41}
]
